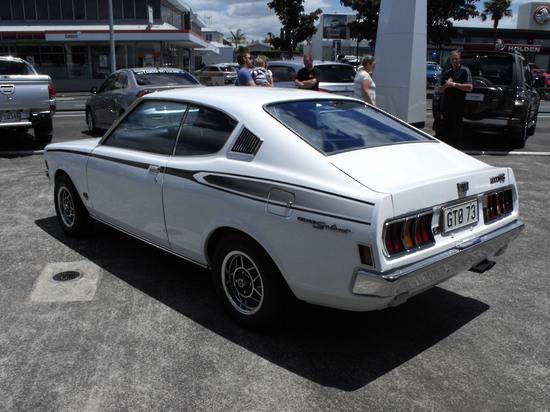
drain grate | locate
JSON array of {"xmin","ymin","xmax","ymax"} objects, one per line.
[{"xmin": 52, "ymin": 271, "xmax": 82, "ymax": 282}]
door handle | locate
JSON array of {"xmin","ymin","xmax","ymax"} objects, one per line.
[{"xmin": 148, "ymin": 165, "xmax": 161, "ymax": 174}]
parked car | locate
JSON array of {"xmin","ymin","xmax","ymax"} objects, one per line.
[
  {"xmin": 433, "ymin": 51, "xmax": 541, "ymax": 148},
  {"xmin": 45, "ymin": 87, "xmax": 524, "ymax": 330},
  {"xmin": 426, "ymin": 62, "xmax": 442, "ymax": 88},
  {"xmin": 0, "ymin": 56, "xmax": 56, "ymax": 142},
  {"xmin": 85, "ymin": 67, "xmax": 201, "ymax": 132},
  {"xmin": 195, "ymin": 63, "xmax": 238, "ymax": 85},
  {"xmin": 268, "ymin": 60, "xmax": 356, "ymax": 96}
]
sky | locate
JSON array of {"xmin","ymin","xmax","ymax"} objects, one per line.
[{"xmin": 184, "ymin": 0, "xmax": 531, "ymax": 42}]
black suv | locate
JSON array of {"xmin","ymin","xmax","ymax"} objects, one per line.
[{"xmin": 433, "ymin": 51, "xmax": 543, "ymax": 148}]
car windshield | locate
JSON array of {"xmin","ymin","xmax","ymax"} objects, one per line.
[
  {"xmin": 265, "ymin": 99, "xmax": 433, "ymax": 155},
  {"xmin": 220, "ymin": 66, "xmax": 236, "ymax": 72},
  {"xmin": 316, "ymin": 65, "xmax": 356, "ymax": 83},
  {"xmin": 0, "ymin": 60, "xmax": 33, "ymax": 75},
  {"xmin": 461, "ymin": 55, "xmax": 514, "ymax": 86},
  {"xmin": 134, "ymin": 72, "xmax": 199, "ymax": 86}
]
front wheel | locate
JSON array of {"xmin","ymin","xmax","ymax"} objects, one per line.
[
  {"xmin": 212, "ymin": 234, "xmax": 292, "ymax": 330},
  {"xmin": 86, "ymin": 108, "xmax": 97, "ymax": 133},
  {"xmin": 54, "ymin": 174, "xmax": 91, "ymax": 237}
]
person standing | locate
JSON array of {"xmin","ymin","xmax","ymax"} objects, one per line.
[
  {"xmin": 353, "ymin": 55, "xmax": 376, "ymax": 106},
  {"xmin": 236, "ymin": 53, "xmax": 255, "ymax": 86},
  {"xmin": 439, "ymin": 50, "xmax": 473, "ymax": 146},
  {"xmin": 251, "ymin": 55, "xmax": 273, "ymax": 87},
  {"xmin": 295, "ymin": 54, "xmax": 318, "ymax": 90}
]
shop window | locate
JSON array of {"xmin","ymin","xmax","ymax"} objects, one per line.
[
  {"xmin": 24, "ymin": 0, "xmax": 36, "ymax": 19},
  {"xmin": 74, "ymin": 1, "xmax": 85, "ymax": 19},
  {"xmin": 135, "ymin": 0, "xmax": 146, "ymax": 19},
  {"xmin": 86, "ymin": 0, "xmax": 98, "ymax": 20},
  {"xmin": 98, "ymin": 0, "xmax": 108, "ymax": 19},
  {"xmin": 61, "ymin": 0, "xmax": 73, "ymax": 19},
  {"xmin": 147, "ymin": 0, "xmax": 160, "ymax": 18},
  {"xmin": 48, "ymin": 0, "xmax": 62, "ymax": 19},
  {"xmin": 11, "ymin": 0, "xmax": 24, "ymax": 19},
  {"xmin": 0, "ymin": 4, "xmax": 11, "ymax": 20},
  {"xmin": 113, "ymin": 0, "xmax": 123, "ymax": 19},
  {"xmin": 68, "ymin": 45, "xmax": 91, "ymax": 78},
  {"xmin": 123, "ymin": 0, "xmax": 134, "ymax": 19}
]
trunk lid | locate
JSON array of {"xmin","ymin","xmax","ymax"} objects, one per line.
[{"xmin": 329, "ymin": 142, "xmax": 508, "ymax": 216}]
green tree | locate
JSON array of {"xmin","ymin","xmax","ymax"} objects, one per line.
[
  {"xmin": 480, "ymin": 0, "xmax": 513, "ymax": 45},
  {"xmin": 229, "ymin": 29, "xmax": 246, "ymax": 47},
  {"xmin": 267, "ymin": 0, "xmax": 322, "ymax": 57},
  {"xmin": 340, "ymin": 0, "xmax": 478, "ymax": 47}
]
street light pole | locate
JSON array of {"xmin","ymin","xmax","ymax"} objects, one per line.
[{"xmin": 108, "ymin": 0, "xmax": 116, "ymax": 73}]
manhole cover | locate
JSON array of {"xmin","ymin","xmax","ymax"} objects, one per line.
[{"xmin": 52, "ymin": 271, "xmax": 82, "ymax": 282}]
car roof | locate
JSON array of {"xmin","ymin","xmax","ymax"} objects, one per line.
[
  {"xmin": 127, "ymin": 67, "xmax": 185, "ymax": 74},
  {"xmin": 147, "ymin": 87, "xmax": 355, "ymax": 119},
  {"xmin": 268, "ymin": 60, "xmax": 354, "ymax": 69}
]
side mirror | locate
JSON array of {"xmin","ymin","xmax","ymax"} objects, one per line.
[{"xmin": 90, "ymin": 86, "xmax": 98, "ymax": 94}]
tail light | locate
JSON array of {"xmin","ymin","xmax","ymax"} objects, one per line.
[
  {"xmin": 384, "ymin": 212, "xmax": 435, "ymax": 257},
  {"xmin": 483, "ymin": 188, "xmax": 513, "ymax": 224},
  {"xmin": 136, "ymin": 89, "xmax": 153, "ymax": 98},
  {"xmin": 48, "ymin": 83, "xmax": 56, "ymax": 112}
]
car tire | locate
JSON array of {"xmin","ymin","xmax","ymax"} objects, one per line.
[
  {"xmin": 54, "ymin": 174, "xmax": 91, "ymax": 237},
  {"xmin": 86, "ymin": 108, "xmax": 97, "ymax": 133},
  {"xmin": 509, "ymin": 119, "xmax": 528, "ymax": 149},
  {"xmin": 527, "ymin": 107, "xmax": 539, "ymax": 137},
  {"xmin": 212, "ymin": 234, "xmax": 293, "ymax": 331},
  {"xmin": 34, "ymin": 119, "xmax": 53, "ymax": 144}
]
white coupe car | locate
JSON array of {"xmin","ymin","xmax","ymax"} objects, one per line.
[{"xmin": 45, "ymin": 87, "xmax": 524, "ymax": 329}]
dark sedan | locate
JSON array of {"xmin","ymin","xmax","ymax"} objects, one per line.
[{"xmin": 86, "ymin": 67, "xmax": 201, "ymax": 132}]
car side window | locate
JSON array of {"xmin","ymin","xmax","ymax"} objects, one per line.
[
  {"xmin": 115, "ymin": 72, "xmax": 128, "ymax": 89},
  {"xmin": 98, "ymin": 74, "xmax": 117, "ymax": 93},
  {"xmin": 270, "ymin": 66, "xmax": 294, "ymax": 82},
  {"xmin": 103, "ymin": 101, "xmax": 187, "ymax": 155},
  {"xmin": 175, "ymin": 105, "xmax": 237, "ymax": 156}
]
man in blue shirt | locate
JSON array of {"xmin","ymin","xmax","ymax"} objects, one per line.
[{"xmin": 236, "ymin": 53, "xmax": 256, "ymax": 86}]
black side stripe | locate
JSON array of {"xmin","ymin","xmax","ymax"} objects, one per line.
[
  {"xmin": 46, "ymin": 149, "xmax": 90, "ymax": 156},
  {"xmin": 90, "ymin": 153, "xmax": 150, "ymax": 170}
]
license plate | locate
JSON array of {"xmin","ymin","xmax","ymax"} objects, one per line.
[
  {"xmin": 442, "ymin": 199, "xmax": 478, "ymax": 233},
  {"xmin": 1, "ymin": 111, "xmax": 21, "ymax": 123},
  {"xmin": 465, "ymin": 93, "xmax": 484, "ymax": 102}
]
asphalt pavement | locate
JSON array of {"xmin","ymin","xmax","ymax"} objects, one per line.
[{"xmin": 0, "ymin": 98, "xmax": 549, "ymax": 411}]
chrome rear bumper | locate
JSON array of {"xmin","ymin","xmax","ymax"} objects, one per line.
[{"xmin": 352, "ymin": 220, "xmax": 524, "ymax": 304}]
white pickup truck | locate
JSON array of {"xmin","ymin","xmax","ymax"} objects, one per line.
[{"xmin": 0, "ymin": 56, "xmax": 56, "ymax": 143}]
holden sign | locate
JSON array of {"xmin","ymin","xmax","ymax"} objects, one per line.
[{"xmin": 534, "ymin": 5, "xmax": 550, "ymax": 25}]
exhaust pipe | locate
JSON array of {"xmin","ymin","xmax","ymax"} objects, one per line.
[{"xmin": 469, "ymin": 259, "xmax": 496, "ymax": 274}]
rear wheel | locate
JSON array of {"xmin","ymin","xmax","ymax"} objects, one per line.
[
  {"xmin": 212, "ymin": 234, "xmax": 292, "ymax": 330},
  {"xmin": 54, "ymin": 174, "xmax": 91, "ymax": 237},
  {"xmin": 86, "ymin": 108, "xmax": 97, "ymax": 133},
  {"xmin": 508, "ymin": 119, "xmax": 528, "ymax": 149}
]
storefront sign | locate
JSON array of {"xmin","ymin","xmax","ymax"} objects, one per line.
[
  {"xmin": 323, "ymin": 15, "xmax": 347, "ymax": 39},
  {"xmin": 495, "ymin": 42, "xmax": 541, "ymax": 53}
]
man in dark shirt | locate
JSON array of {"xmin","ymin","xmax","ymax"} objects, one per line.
[
  {"xmin": 439, "ymin": 50, "xmax": 473, "ymax": 147},
  {"xmin": 295, "ymin": 54, "xmax": 318, "ymax": 90}
]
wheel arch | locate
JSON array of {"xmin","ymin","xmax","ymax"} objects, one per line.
[{"xmin": 204, "ymin": 226, "xmax": 293, "ymax": 293}]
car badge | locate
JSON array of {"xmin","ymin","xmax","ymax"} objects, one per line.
[
  {"xmin": 457, "ymin": 182, "xmax": 469, "ymax": 197},
  {"xmin": 490, "ymin": 173, "xmax": 506, "ymax": 184}
]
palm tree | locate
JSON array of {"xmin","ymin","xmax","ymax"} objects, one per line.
[
  {"xmin": 480, "ymin": 0, "xmax": 512, "ymax": 45},
  {"xmin": 229, "ymin": 29, "xmax": 246, "ymax": 48}
]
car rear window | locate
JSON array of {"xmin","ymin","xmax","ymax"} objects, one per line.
[
  {"xmin": 461, "ymin": 55, "xmax": 514, "ymax": 86},
  {"xmin": 134, "ymin": 72, "xmax": 199, "ymax": 86},
  {"xmin": 316, "ymin": 65, "xmax": 355, "ymax": 83},
  {"xmin": 265, "ymin": 99, "xmax": 433, "ymax": 155},
  {"xmin": 0, "ymin": 60, "xmax": 33, "ymax": 75}
]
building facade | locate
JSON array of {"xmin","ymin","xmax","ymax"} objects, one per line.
[{"xmin": 0, "ymin": 0, "xmax": 210, "ymax": 90}]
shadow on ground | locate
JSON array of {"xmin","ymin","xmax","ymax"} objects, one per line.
[
  {"xmin": 35, "ymin": 216, "xmax": 489, "ymax": 391},
  {"xmin": 0, "ymin": 131, "xmax": 47, "ymax": 155}
]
